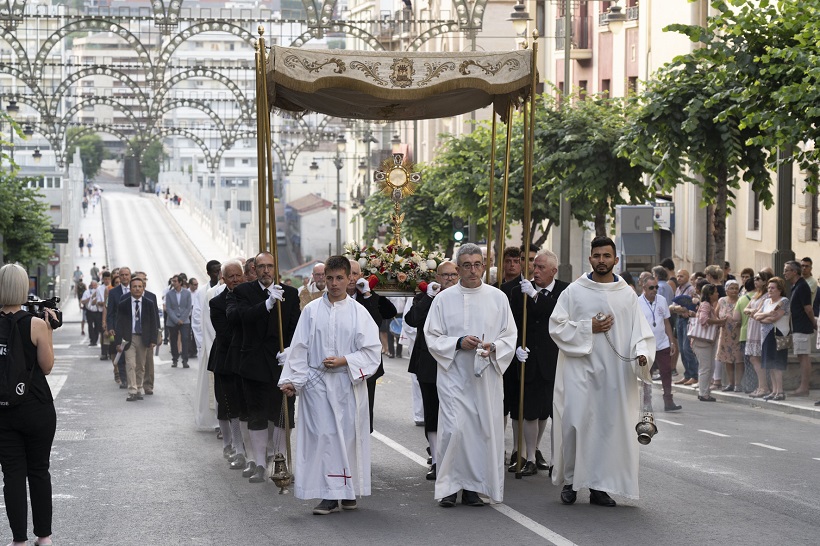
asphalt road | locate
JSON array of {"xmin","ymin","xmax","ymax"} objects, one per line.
[{"xmin": 26, "ymin": 189, "xmax": 820, "ymax": 545}]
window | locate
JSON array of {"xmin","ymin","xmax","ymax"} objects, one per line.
[
  {"xmin": 627, "ymin": 77, "xmax": 638, "ymax": 96},
  {"xmin": 601, "ymin": 79, "xmax": 611, "ymax": 97},
  {"xmin": 242, "ymin": 158, "xmax": 250, "ymax": 165},
  {"xmin": 224, "ymin": 158, "xmax": 235, "ymax": 167},
  {"xmin": 224, "ymin": 200, "xmax": 231, "ymax": 210},
  {"xmin": 238, "ymin": 200, "xmax": 252, "ymax": 212},
  {"xmin": 812, "ymin": 192, "xmax": 819, "ymax": 241},
  {"xmin": 579, "ymin": 80, "xmax": 588, "ymax": 100},
  {"xmin": 748, "ymin": 189, "xmax": 760, "ymax": 231}
]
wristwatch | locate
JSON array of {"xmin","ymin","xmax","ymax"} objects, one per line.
[{"xmin": 490, "ymin": 342, "xmax": 496, "ymax": 353}]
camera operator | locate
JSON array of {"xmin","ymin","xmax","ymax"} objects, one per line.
[{"xmin": 0, "ymin": 264, "xmax": 56, "ymax": 546}]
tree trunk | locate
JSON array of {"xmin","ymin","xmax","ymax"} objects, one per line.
[
  {"xmin": 533, "ymin": 220, "xmax": 554, "ymax": 248},
  {"xmin": 594, "ymin": 212, "xmax": 607, "ymax": 236},
  {"xmin": 712, "ymin": 166, "xmax": 728, "ymax": 266},
  {"xmin": 705, "ymin": 203, "xmax": 715, "ymax": 266}
]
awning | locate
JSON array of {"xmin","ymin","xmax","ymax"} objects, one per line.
[{"xmin": 266, "ymin": 46, "xmax": 534, "ymax": 122}]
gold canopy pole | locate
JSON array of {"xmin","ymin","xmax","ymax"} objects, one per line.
[
  {"xmin": 515, "ymin": 35, "xmax": 538, "ymax": 479},
  {"xmin": 496, "ymin": 102, "xmax": 514, "ymax": 282},
  {"xmin": 254, "ymin": 38, "xmax": 267, "ymax": 252},
  {"xmin": 484, "ymin": 114, "xmax": 497, "ymax": 285},
  {"xmin": 255, "ymin": 28, "xmax": 292, "ymax": 489}
]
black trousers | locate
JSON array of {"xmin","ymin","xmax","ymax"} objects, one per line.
[
  {"xmin": 242, "ymin": 377, "xmax": 293, "ymax": 430},
  {"xmin": 418, "ymin": 380, "xmax": 439, "ymax": 434},
  {"xmin": 86, "ymin": 310, "xmax": 103, "ymax": 345},
  {"xmin": 168, "ymin": 323, "xmax": 190, "ymax": 363},
  {"xmin": 0, "ymin": 400, "xmax": 56, "ymax": 542}
]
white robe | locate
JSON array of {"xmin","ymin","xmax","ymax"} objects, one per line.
[
  {"xmin": 424, "ymin": 282, "xmax": 517, "ymax": 502},
  {"xmin": 193, "ymin": 283, "xmax": 221, "ymax": 431},
  {"xmin": 549, "ymin": 274, "xmax": 655, "ymax": 499},
  {"xmin": 278, "ymin": 294, "xmax": 381, "ymax": 500}
]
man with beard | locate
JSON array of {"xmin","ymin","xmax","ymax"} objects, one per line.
[
  {"xmin": 346, "ymin": 259, "xmax": 396, "ymax": 431},
  {"xmin": 405, "ymin": 260, "xmax": 459, "ymax": 480},
  {"xmin": 549, "ymin": 236, "xmax": 655, "ymax": 507}
]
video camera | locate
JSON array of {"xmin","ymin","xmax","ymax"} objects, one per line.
[{"xmin": 22, "ymin": 296, "xmax": 63, "ymax": 330}]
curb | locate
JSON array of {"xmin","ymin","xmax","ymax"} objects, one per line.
[{"xmin": 660, "ymin": 381, "xmax": 820, "ymax": 420}]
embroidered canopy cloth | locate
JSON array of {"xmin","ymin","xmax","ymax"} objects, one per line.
[{"xmin": 266, "ymin": 46, "xmax": 534, "ymax": 121}]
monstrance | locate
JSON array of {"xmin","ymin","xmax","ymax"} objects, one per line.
[{"xmin": 373, "ymin": 153, "xmax": 421, "ymax": 245}]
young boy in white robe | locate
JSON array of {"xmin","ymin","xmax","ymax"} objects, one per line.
[{"xmin": 279, "ymin": 255, "xmax": 382, "ymax": 515}]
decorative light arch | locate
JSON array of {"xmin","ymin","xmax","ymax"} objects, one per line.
[
  {"xmin": 50, "ymin": 66, "xmax": 150, "ymax": 116},
  {"xmin": 156, "ymin": 67, "xmax": 252, "ymax": 119},
  {"xmin": 62, "ymin": 97, "xmax": 140, "ymax": 132},
  {"xmin": 155, "ymin": 126, "xmax": 222, "ymax": 171}
]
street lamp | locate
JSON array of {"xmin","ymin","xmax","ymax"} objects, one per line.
[
  {"xmin": 507, "ymin": 0, "xmax": 531, "ymax": 40},
  {"xmin": 606, "ymin": 0, "xmax": 626, "ymax": 34},
  {"xmin": 391, "ymin": 133, "xmax": 402, "ymax": 154},
  {"xmin": 5, "ymin": 99, "xmax": 20, "ymax": 164},
  {"xmin": 334, "ymin": 133, "xmax": 346, "ymax": 254},
  {"xmin": 32, "ymin": 148, "xmax": 42, "ymax": 163}
]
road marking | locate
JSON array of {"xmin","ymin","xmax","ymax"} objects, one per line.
[
  {"xmin": 750, "ymin": 442, "xmax": 786, "ymax": 452},
  {"xmin": 47, "ymin": 374, "xmax": 67, "ymax": 399},
  {"xmin": 53, "ymin": 344, "xmax": 71, "ymax": 350},
  {"xmin": 372, "ymin": 430, "xmax": 577, "ymax": 546},
  {"xmin": 656, "ymin": 418, "xmax": 683, "ymax": 426},
  {"xmin": 813, "ymin": 458, "xmax": 820, "ymax": 462},
  {"xmin": 699, "ymin": 429, "xmax": 730, "ymax": 437}
]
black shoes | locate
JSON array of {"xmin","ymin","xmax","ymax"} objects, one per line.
[
  {"xmin": 313, "ymin": 499, "xmax": 340, "ymax": 515},
  {"xmin": 341, "ymin": 499, "xmax": 357, "ymax": 511},
  {"xmin": 664, "ymin": 402, "xmax": 682, "ymax": 411},
  {"xmin": 520, "ymin": 461, "xmax": 538, "ymax": 476},
  {"xmin": 126, "ymin": 394, "xmax": 139, "ymax": 402},
  {"xmin": 241, "ymin": 461, "xmax": 256, "ymax": 477},
  {"xmin": 438, "ymin": 493, "xmax": 457, "ymax": 508},
  {"xmin": 698, "ymin": 396, "xmax": 717, "ymax": 402},
  {"xmin": 171, "ymin": 361, "xmax": 178, "ymax": 368},
  {"xmin": 182, "ymin": 362, "xmax": 190, "ymax": 368},
  {"xmin": 461, "ymin": 490, "xmax": 484, "ymax": 507},
  {"xmin": 560, "ymin": 485, "xmax": 576, "ymax": 505},
  {"xmin": 426, "ymin": 464, "xmax": 436, "ymax": 481},
  {"xmin": 535, "ymin": 450, "xmax": 550, "ymax": 470},
  {"xmin": 589, "ymin": 489, "xmax": 616, "ymax": 507},
  {"xmin": 508, "ymin": 451, "xmax": 518, "ymax": 466}
]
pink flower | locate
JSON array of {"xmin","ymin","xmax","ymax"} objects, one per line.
[{"xmin": 397, "ymin": 272, "xmax": 408, "ymax": 282}]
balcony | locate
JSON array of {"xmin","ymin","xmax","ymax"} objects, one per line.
[{"xmin": 555, "ymin": 16, "xmax": 592, "ymax": 60}]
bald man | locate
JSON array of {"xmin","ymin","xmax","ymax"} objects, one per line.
[
  {"xmin": 299, "ymin": 263, "xmax": 326, "ymax": 310},
  {"xmin": 669, "ymin": 269, "xmax": 698, "ymax": 385}
]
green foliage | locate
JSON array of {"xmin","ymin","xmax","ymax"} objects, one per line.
[
  {"xmin": 140, "ymin": 140, "xmax": 167, "ymax": 182},
  {"xmin": 66, "ymin": 128, "xmax": 105, "ymax": 180},
  {"xmin": 0, "ymin": 176, "xmax": 54, "ymax": 267}
]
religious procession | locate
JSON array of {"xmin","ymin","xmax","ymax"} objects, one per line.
[{"xmin": 180, "ymin": 39, "xmax": 660, "ymax": 516}]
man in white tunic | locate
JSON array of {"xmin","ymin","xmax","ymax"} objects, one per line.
[
  {"xmin": 424, "ymin": 243, "xmax": 517, "ymax": 508},
  {"xmin": 549, "ymin": 236, "xmax": 655, "ymax": 507},
  {"xmin": 194, "ymin": 260, "xmax": 222, "ymax": 431},
  {"xmin": 279, "ymin": 255, "xmax": 382, "ymax": 515}
]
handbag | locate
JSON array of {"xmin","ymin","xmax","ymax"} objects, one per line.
[
  {"xmin": 687, "ymin": 305, "xmax": 718, "ymax": 343},
  {"xmin": 775, "ymin": 315, "xmax": 793, "ymax": 351}
]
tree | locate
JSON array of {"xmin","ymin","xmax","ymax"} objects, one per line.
[
  {"xmin": 140, "ymin": 140, "xmax": 167, "ymax": 182},
  {"xmin": 536, "ymin": 93, "xmax": 648, "ymax": 236},
  {"xmin": 66, "ymin": 128, "xmax": 105, "ymax": 180},
  {"xmin": 0, "ymin": 176, "xmax": 54, "ymax": 267},
  {"xmin": 620, "ymin": 37, "xmax": 771, "ymax": 265}
]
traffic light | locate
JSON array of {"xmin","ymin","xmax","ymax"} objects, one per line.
[{"xmin": 453, "ymin": 218, "xmax": 465, "ymax": 241}]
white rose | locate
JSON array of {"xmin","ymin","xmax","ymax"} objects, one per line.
[
  {"xmin": 358, "ymin": 258, "xmax": 367, "ymax": 268},
  {"xmin": 426, "ymin": 259, "xmax": 437, "ymax": 270}
]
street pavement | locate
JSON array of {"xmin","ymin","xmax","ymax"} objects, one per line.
[{"xmin": 30, "ymin": 185, "xmax": 820, "ymax": 545}]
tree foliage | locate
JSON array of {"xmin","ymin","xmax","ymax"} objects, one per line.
[
  {"xmin": 140, "ymin": 140, "xmax": 167, "ymax": 182},
  {"xmin": 66, "ymin": 128, "xmax": 105, "ymax": 180},
  {"xmin": 0, "ymin": 176, "xmax": 54, "ymax": 267}
]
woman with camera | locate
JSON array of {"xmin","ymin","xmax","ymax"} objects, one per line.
[{"xmin": 0, "ymin": 264, "xmax": 56, "ymax": 546}]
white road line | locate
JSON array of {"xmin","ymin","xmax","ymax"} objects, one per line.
[
  {"xmin": 372, "ymin": 430, "xmax": 577, "ymax": 546},
  {"xmin": 656, "ymin": 418, "xmax": 683, "ymax": 426},
  {"xmin": 53, "ymin": 344, "xmax": 71, "ymax": 350},
  {"xmin": 699, "ymin": 429, "xmax": 730, "ymax": 437},
  {"xmin": 813, "ymin": 458, "xmax": 820, "ymax": 462},
  {"xmin": 47, "ymin": 374, "xmax": 67, "ymax": 399},
  {"xmin": 750, "ymin": 442, "xmax": 786, "ymax": 452}
]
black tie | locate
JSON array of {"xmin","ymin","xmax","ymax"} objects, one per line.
[
  {"xmin": 264, "ymin": 288, "xmax": 270, "ymax": 297},
  {"xmin": 541, "ymin": 289, "xmax": 550, "ymax": 297},
  {"xmin": 134, "ymin": 300, "xmax": 142, "ymax": 335}
]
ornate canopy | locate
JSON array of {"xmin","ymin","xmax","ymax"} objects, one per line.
[{"xmin": 266, "ymin": 46, "xmax": 534, "ymax": 122}]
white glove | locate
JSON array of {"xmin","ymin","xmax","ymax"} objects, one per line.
[
  {"xmin": 356, "ymin": 277, "xmax": 370, "ymax": 294},
  {"xmin": 426, "ymin": 282, "xmax": 441, "ymax": 298},
  {"xmin": 520, "ymin": 279, "xmax": 538, "ymax": 299},
  {"xmin": 476, "ymin": 345, "xmax": 490, "ymax": 359},
  {"xmin": 267, "ymin": 284, "xmax": 285, "ymax": 303},
  {"xmin": 276, "ymin": 347, "xmax": 290, "ymax": 367},
  {"xmin": 515, "ymin": 346, "xmax": 530, "ymax": 362}
]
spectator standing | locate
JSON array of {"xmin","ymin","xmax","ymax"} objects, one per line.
[
  {"xmin": 801, "ymin": 257, "xmax": 817, "ymax": 300},
  {"xmin": 690, "ymin": 284, "xmax": 725, "ymax": 402},
  {"xmin": 745, "ymin": 271, "xmax": 773, "ymax": 398},
  {"xmin": 639, "ymin": 275, "xmax": 680, "ymax": 411},
  {"xmin": 783, "ymin": 261, "xmax": 815, "ymax": 397},
  {"xmin": 753, "ymin": 277, "xmax": 790, "ymax": 401},
  {"xmin": 81, "ymin": 280, "xmax": 104, "ymax": 347},
  {"xmin": 733, "ymin": 277, "xmax": 757, "ymax": 393},
  {"xmin": 671, "ymin": 269, "xmax": 699, "ymax": 385},
  {"xmin": 716, "ymin": 280, "xmax": 743, "ymax": 391},
  {"xmin": 76, "ymin": 278, "xmax": 87, "ymax": 336}
]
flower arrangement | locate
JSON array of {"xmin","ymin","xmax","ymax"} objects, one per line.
[{"xmin": 344, "ymin": 243, "xmax": 444, "ymax": 292}]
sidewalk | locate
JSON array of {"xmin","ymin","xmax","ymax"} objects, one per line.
[
  {"xmin": 62, "ymin": 191, "xmax": 108, "ymax": 325},
  {"xmin": 662, "ymin": 377, "xmax": 820, "ymax": 419}
]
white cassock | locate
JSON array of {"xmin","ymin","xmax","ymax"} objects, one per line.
[
  {"xmin": 424, "ymin": 282, "xmax": 517, "ymax": 503},
  {"xmin": 193, "ymin": 283, "xmax": 221, "ymax": 431},
  {"xmin": 278, "ymin": 294, "xmax": 381, "ymax": 500},
  {"xmin": 549, "ymin": 274, "xmax": 655, "ymax": 499}
]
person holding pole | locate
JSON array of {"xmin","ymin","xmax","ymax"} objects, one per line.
[{"xmin": 508, "ymin": 251, "xmax": 568, "ymax": 476}]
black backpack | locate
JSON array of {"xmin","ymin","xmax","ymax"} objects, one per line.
[{"xmin": 0, "ymin": 311, "xmax": 35, "ymax": 407}]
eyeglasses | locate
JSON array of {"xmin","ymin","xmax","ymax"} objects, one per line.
[
  {"xmin": 459, "ymin": 262, "xmax": 484, "ymax": 271},
  {"xmin": 439, "ymin": 273, "xmax": 458, "ymax": 279},
  {"xmin": 644, "ymin": 285, "xmax": 658, "ymax": 291}
]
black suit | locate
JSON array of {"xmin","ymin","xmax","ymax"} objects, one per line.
[
  {"xmin": 210, "ymin": 287, "xmax": 240, "ymax": 420},
  {"xmin": 227, "ymin": 281, "xmax": 300, "ymax": 430},
  {"xmin": 106, "ymin": 284, "xmax": 129, "ymax": 332},
  {"xmin": 507, "ymin": 279, "xmax": 569, "ymax": 420},
  {"xmin": 405, "ymin": 292, "xmax": 439, "ymax": 434},
  {"xmin": 352, "ymin": 290, "xmax": 396, "ymax": 432},
  {"xmin": 114, "ymin": 295, "xmax": 159, "ymax": 393}
]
